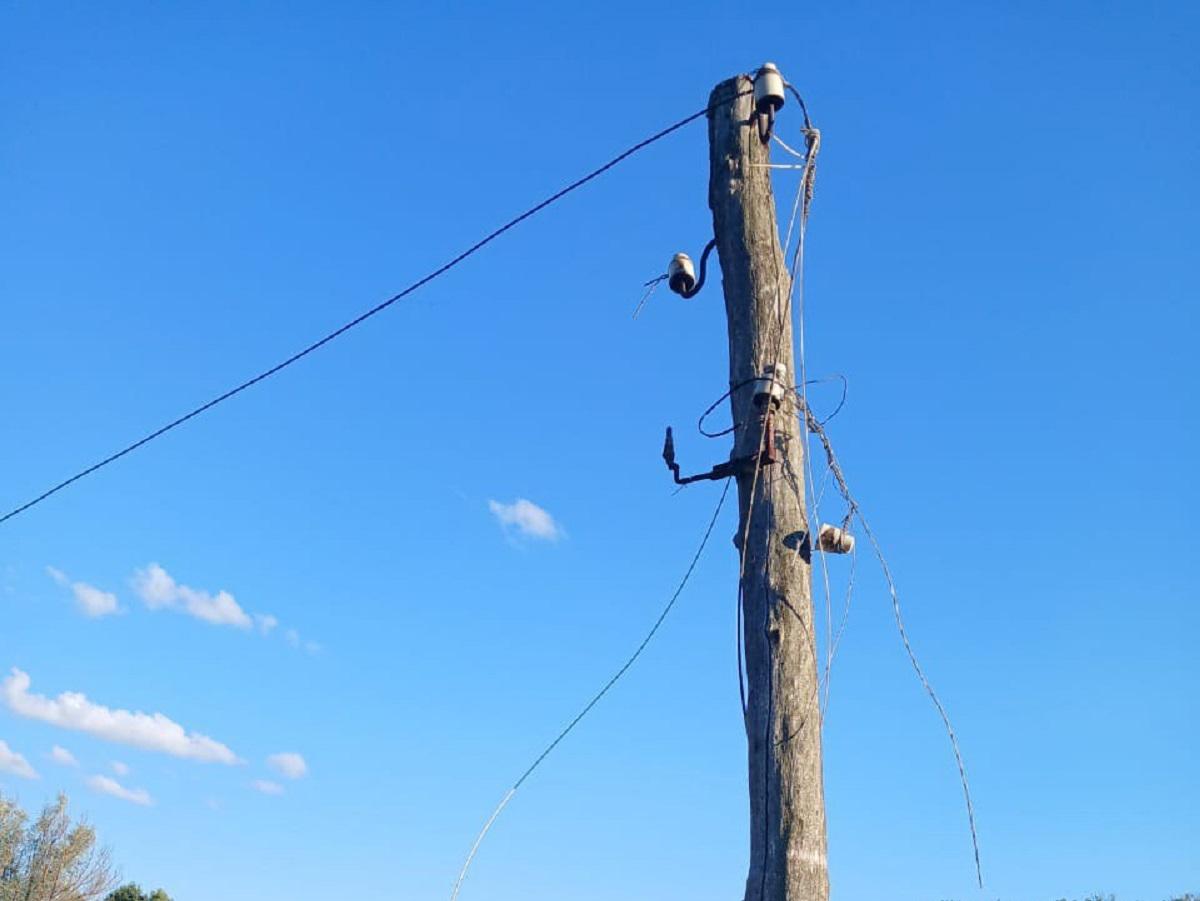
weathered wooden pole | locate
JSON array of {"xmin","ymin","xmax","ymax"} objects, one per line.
[{"xmin": 707, "ymin": 73, "xmax": 829, "ymax": 901}]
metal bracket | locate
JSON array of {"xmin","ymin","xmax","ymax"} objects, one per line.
[{"xmin": 662, "ymin": 410, "xmax": 777, "ymax": 486}]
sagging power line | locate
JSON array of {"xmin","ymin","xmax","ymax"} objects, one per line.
[{"xmin": 0, "ymin": 88, "xmax": 752, "ymax": 529}]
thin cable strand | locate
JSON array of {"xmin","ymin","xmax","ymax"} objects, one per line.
[
  {"xmin": 0, "ymin": 91, "xmax": 751, "ymax": 529},
  {"xmin": 450, "ymin": 477, "xmax": 732, "ymax": 900},
  {"xmin": 820, "ymin": 547, "xmax": 856, "ymax": 716},
  {"xmin": 786, "ymin": 129, "xmax": 841, "ymax": 733},
  {"xmin": 804, "ymin": 408, "xmax": 983, "ymax": 888}
]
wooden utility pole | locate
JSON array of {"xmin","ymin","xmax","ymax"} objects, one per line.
[{"xmin": 707, "ymin": 74, "xmax": 829, "ymax": 901}]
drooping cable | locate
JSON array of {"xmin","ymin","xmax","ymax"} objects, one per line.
[
  {"xmin": 804, "ymin": 408, "xmax": 983, "ymax": 888},
  {"xmin": 0, "ymin": 89, "xmax": 752, "ymax": 529},
  {"xmin": 779, "ymin": 103, "xmax": 982, "ymax": 880},
  {"xmin": 449, "ymin": 477, "xmax": 732, "ymax": 900}
]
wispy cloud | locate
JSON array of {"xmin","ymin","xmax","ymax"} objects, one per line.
[
  {"xmin": 47, "ymin": 566, "xmax": 119, "ymax": 618},
  {"xmin": 131, "ymin": 564, "xmax": 252, "ymax": 629},
  {"xmin": 86, "ymin": 774, "xmax": 152, "ymax": 806},
  {"xmin": 0, "ymin": 739, "xmax": 38, "ymax": 780},
  {"xmin": 266, "ymin": 752, "xmax": 308, "ymax": 780},
  {"xmin": 49, "ymin": 745, "xmax": 79, "ymax": 767},
  {"xmin": 44, "ymin": 561, "xmax": 314, "ymax": 653},
  {"xmin": 111, "ymin": 761, "xmax": 130, "ymax": 776},
  {"xmin": 251, "ymin": 779, "xmax": 284, "ymax": 796},
  {"xmin": 487, "ymin": 498, "xmax": 563, "ymax": 542},
  {"xmin": 129, "ymin": 566, "xmax": 309, "ymax": 649},
  {"xmin": 2, "ymin": 668, "xmax": 239, "ymax": 765},
  {"xmin": 284, "ymin": 630, "xmax": 321, "ymax": 655}
]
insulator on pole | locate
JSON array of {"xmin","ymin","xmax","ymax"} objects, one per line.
[
  {"xmin": 753, "ymin": 362, "xmax": 788, "ymax": 408},
  {"xmin": 753, "ymin": 62, "xmax": 786, "ymax": 115},
  {"xmin": 753, "ymin": 62, "xmax": 786, "ymax": 143},
  {"xmin": 817, "ymin": 524, "xmax": 855, "ymax": 554},
  {"xmin": 667, "ymin": 252, "xmax": 697, "ymax": 296}
]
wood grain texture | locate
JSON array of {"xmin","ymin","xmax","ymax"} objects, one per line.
[{"xmin": 708, "ymin": 75, "xmax": 829, "ymax": 901}]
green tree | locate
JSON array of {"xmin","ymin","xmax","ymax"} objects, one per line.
[
  {"xmin": 104, "ymin": 885, "xmax": 171, "ymax": 901},
  {"xmin": 0, "ymin": 793, "xmax": 115, "ymax": 901}
]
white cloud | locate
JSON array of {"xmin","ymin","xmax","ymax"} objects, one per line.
[
  {"xmin": 266, "ymin": 752, "xmax": 308, "ymax": 780},
  {"xmin": 2, "ymin": 668, "xmax": 239, "ymax": 765},
  {"xmin": 46, "ymin": 566, "xmax": 119, "ymax": 618},
  {"xmin": 49, "ymin": 745, "xmax": 79, "ymax": 767},
  {"xmin": 283, "ymin": 629, "xmax": 321, "ymax": 655},
  {"xmin": 131, "ymin": 564, "xmax": 252, "ymax": 630},
  {"xmin": 0, "ymin": 739, "xmax": 38, "ymax": 780},
  {"xmin": 72, "ymin": 583, "xmax": 120, "ymax": 618},
  {"xmin": 126, "ymin": 566, "xmax": 306, "ymax": 648},
  {"xmin": 86, "ymin": 774, "xmax": 152, "ymax": 806},
  {"xmin": 111, "ymin": 761, "xmax": 130, "ymax": 776},
  {"xmin": 487, "ymin": 498, "xmax": 563, "ymax": 541},
  {"xmin": 251, "ymin": 779, "xmax": 284, "ymax": 796}
]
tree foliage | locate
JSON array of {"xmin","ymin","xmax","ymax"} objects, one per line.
[
  {"xmin": 0, "ymin": 793, "xmax": 115, "ymax": 901},
  {"xmin": 104, "ymin": 885, "xmax": 171, "ymax": 901}
]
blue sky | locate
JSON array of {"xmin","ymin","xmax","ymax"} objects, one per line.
[{"xmin": 1, "ymin": 2, "xmax": 1197, "ymax": 899}]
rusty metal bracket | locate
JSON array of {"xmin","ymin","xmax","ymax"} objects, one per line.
[{"xmin": 662, "ymin": 410, "xmax": 778, "ymax": 486}]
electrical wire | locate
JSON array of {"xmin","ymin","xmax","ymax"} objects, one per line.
[
  {"xmin": 697, "ymin": 373, "xmax": 844, "ymax": 439},
  {"xmin": 771, "ymin": 116, "xmax": 840, "ymax": 762},
  {"xmin": 679, "ymin": 237, "xmax": 718, "ymax": 299},
  {"xmin": 632, "ymin": 274, "xmax": 667, "ymax": 319},
  {"xmin": 756, "ymin": 467, "xmax": 778, "ymax": 901},
  {"xmin": 803, "ymin": 374, "xmax": 848, "ymax": 425},
  {"xmin": 697, "ymin": 376, "xmax": 759, "ymax": 438},
  {"xmin": 820, "ymin": 546, "xmax": 856, "ymax": 717},
  {"xmin": 0, "ymin": 89, "xmax": 753, "ymax": 530},
  {"xmin": 785, "ymin": 82, "xmax": 813, "ymax": 131},
  {"xmin": 736, "ymin": 580, "xmax": 748, "ymax": 724},
  {"xmin": 804, "ymin": 407, "xmax": 984, "ymax": 888},
  {"xmin": 449, "ymin": 477, "xmax": 732, "ymax": 900}
]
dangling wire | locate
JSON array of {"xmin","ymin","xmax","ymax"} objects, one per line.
[
  {"xmin": 821, "ymin": 544, "xmax": 856, "ymax": 716},
  {"xmin": 736, "ymin": 580, "xmax": 748, "ymax": 725},
  {"xmin": 800, "ymin": 374, "xmax": 848, "ymax": 425},
  {"xmin": 764, "ymin": 85, "xmax": 983, "ymax": 889},
  {"xmin": 449, "ymin": 478, "xmax": 732, "ymax": 900},
  {"xmin": 632, "ymin": 274, "xmax": 667, "ymax": 319},
  {"xmin": 804, "ymin": 407, "xmax": 983, "ymax": 888}
]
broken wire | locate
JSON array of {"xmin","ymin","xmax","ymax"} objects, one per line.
[{"xmin": 632, "ymin": 274, "xmax": 667, "ymax": 319}]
